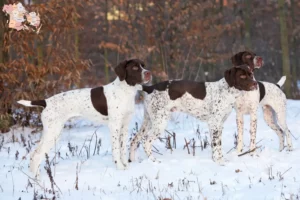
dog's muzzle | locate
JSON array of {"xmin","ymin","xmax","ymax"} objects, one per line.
[
  {"xmin": 254, "ymin": 56, "xmax": 264, "ymax": 68},
  {"xmin": 143, "ymin": 70, "xmax": 152, "ymax": 83}
]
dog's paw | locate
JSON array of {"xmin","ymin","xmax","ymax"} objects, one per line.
[
  {"xmin": 123, "ymin": 163, "xmax": 129, "ymax": 170},
  {"xmin": 212, "ymin": 153, "xmax": 226, "ymax": 166},
  {"xmin": 216, "ymin": 158, "xmax": 226, "ymax": 166},
  {"xmin": 286, "ymin": 147, "xmax": 293, "ymax": 152},
  {"xmin": 279, "ymin": 145, "xmax": 284, "ymax": 152},
  {"xmin": 148, "ymin": 155, "xmax": 161, "ymax": 163},
  {"xmin": 116, "ymin": 163, "xmax": 126, "ymax": 170},
  {"xmin": 249, "ymin": 147, "xmax": 257, "ymax": 156},
  {"xmin": 236, "ymin": 147, "xmax": 243, "ymax": 154},
  {"xmin": 128, "ymin": 154, "xmax": 135, "ymax": 163},
  {"xmin": 121, "ymin": 159, "xmax": 128, "ymax": 168}
]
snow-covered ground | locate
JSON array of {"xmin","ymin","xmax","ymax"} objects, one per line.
[{"xmin": 0, "ymin": 100, "xmax": 300, "ymax": 200}]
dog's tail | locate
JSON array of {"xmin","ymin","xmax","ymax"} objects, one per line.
[
  {"xmin": 276, "ymin": 76, "xmax": 286, "ymax": 88},
  {"xmin": 17, "ymin": 100, "xmax": 46, "ymax": 108}
]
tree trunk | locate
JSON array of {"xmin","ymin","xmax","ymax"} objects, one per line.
[
  {"xmin": 0, "ymin": 0, "xmax": 8, "ymax": 64},
  {"xmin": 74, "ymin": 12, "xmax": 79, "ymax": 60},
  {"xmin": 0, "ymin": 0, "xmax": 6, "ymax": 97},
  {"xmin": 278, "ymin": 0, "xmax": 292, "ymax": 98},
  {"xmin": 290, "ymin": 0, "xmax": 298, "ymax": 95},
  {"xmin": 244, "ymin": 0, "xmax": 252, "ymax": 50},
  {"xmin": 104, "ymin": 0, "xmax": 109, "ymax": 83},
  {"xmin": 0, "ymin": 0, "xmax": 13, "ymax": 133},
  {"xmin": 37, "ymin": 41, "xmax": 43, "ymax": 67}
]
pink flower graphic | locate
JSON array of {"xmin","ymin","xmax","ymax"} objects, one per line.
[
  {"xmin": 26, "ymin": 12, "xmax": 41, "ymax": 27},
  {"xmin": 2, "ymin": 4, "xmax": 13, "ymax": 14},
  {"xmin": 2, "ymin": 2, "xmax": 41, "ymax": 32}
]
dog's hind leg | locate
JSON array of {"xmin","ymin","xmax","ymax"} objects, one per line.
[
  {"xmin": 129, "ymin": 111, "xmax": 151, "ymax": 162},
  {"xmin": 142, "ymin": 111, "xmax": 170, "ymax": 162},
  {"xmin": 262, "ymin": 105, "xmax": 284, "ymax": 151},
  {"xmin": 30, "ymin": 110, "xmax": 65, "ymax": 177},
  {"xmin": 275, "ymin": 106, "xmax": 293, "ymax": 151}
]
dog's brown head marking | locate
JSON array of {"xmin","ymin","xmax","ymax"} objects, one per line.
[
  {"xmin": 224, "ymin": 65, "xmax": 257, "ymax": 91},
  {"xmin": 231, "ymin": 51, "xmax": 263, "ymax": 70},
  {"xmin": 114, "ymin": 59, "xmax": 152, "ymax": 86}
]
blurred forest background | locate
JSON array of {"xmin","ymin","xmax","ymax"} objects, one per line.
[{"xmin": 0, "ymin": 0, "xmax": 299, "ymax": 132}]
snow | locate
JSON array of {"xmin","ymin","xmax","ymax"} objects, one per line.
[{"xmin": 0, "ymin": 100, "xmax": 300, "ymax": 200}]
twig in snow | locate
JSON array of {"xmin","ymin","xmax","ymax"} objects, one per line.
[
  {"xmin": 153, "ymin": 145, "xmax": 160, "ymax": 152},
  {"xmin": 44, "ymin": 153, "xmax": 62, "ymax": 195},
  {"xmin": 183, "ymin": 138, "xmax": 190, "ymax": 154},
  {"xmin": 20, "ymin": 134, "xmax": 26, "ymax": 147},
  {"xmin": 152, "ymin": 149, "xmax": 163, "ymax": 155},
  {"xmin": 19, "ymin": 170, "xmax": 46, "ymax": 190},
  {"xmin": 0, "ymin": 136, "xmax": 3, "ymax": 152},
  {"xmin": 67, "ymin": 142, "xmax": 75, "ymax": 156},
  {"xmin": 10, "ymin": 169, "xmax": 14, "ymax": 195},
  {"xmin": 290, "ymin": 132, "xmax": 298, "ymax": 140},
  {"xmin": 279, "ymin": 167, "xmax": 292, "ymax": 181},
  {"xmin": 93, "ymin": 132, "xmax": 98, "ymax": 156},
  {"xmin": 165, "ymin": 135, "xmax": 173, "ymax": 153},
  {"xmin": 192, "ymin": 139, "xmax": 196, "ymax": 156},
  {"xmin": 78, "ymin": 136, "xmax": 88, "ymax": 156},
  {"xmin": 228, "ymin": 139, "xmax": 263, "ymax": 154},
  {"xmin": 196, "ymin": 177, "xmax": 202, "ymax": 193},
  {"xmin": 173, "ymin": 132, "xmax": 176, "ymax": 149},
  {"xmin": 49, "ymin": 146, "xmax": 62, "ymax": 165},
  {"xmin": 226, "ymin": 146, "xmax": 235, "ymax": 154},
  {"xmin": 165, "ymin": 130, "xmax": 176, "ymax": 149},
  {"xmin": 268, "ymin": 165, "xmax": 274, "ymax": 180},
  {"xmin": 238, "ymin": 146, "xmax": 261, "ymax": 157},
  {"xmin": 87, "ymin": 131, "xmax": 97, "ymax": 158},
  {"xmin": 75, "ymin": 163, "xmax": 79, "ymax": 190},
  {"xmin": 33, "ymin": 189, "xmax": 38, "ymax": 200},
  {"xmin": 221, "ymin": 182, "xmax": 225, "ymax": 196},
  {"xmin": 26, "ymin": 179, "xmax": 33, "ymax": 191},
  {"xmin": 96, "ymin": 138, "xmax": 102, "ymax": 155},
  {"xmin": 15, "ymin": 151, "xmax": 19, "ymax": 160},
  {"xmin": 84, "ymin": 146, "xmax": 89, "ymax": 159},
  {"xmin": 45, "ymin": 154, "xmax": 55, "ymax": 195}
]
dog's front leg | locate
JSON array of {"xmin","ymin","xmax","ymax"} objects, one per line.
[
  {"xmin": 109, "ymin": 123, "xmax": 125, "ymax": 170},
  {"xmin": 249, "ymin": 112, "xmax": 258, "ymax": 154},
  {"xmin": 236, "ymin": 113, "xmax": 244, "ymax": 153},
  {"xmin": 209, "ymin": 123, "xmax": 225, "ymax": 165},
  {"xmin": 119, "ymin": 116, "xmax": 132, "ymax": 169}
]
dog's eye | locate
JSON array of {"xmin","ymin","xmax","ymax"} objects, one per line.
[
  {"xmin": 132, "ymin": 66, "xmax": 139, "ymax": 70},
  {"xmin": 240, "ymin": 75, "xmax": 247, "ymax": 79}
]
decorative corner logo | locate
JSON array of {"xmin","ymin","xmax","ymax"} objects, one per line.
[{"xmin": 2, "ymin": 2, "xmax": 41, "ymax": 33}]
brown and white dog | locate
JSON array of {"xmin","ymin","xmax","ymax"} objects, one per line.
[
  {"xmin": 129, "ymin": 65, "xmax": 257, "ymax": 164},
  {"xmin": 17, "ymin": 59, "xmax": 151, "ymax": 176},
  {"xmin": 232, "ymin": 51, "xmax": 293, "ymax": 153}
]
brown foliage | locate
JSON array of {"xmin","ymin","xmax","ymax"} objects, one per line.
[
  {"xmin": 0, "ymin": 0, "xmax": 89, "ymax": 131},
  {"xmin": 0, "ymin": 0, "xmax": 300, "ymax": 132}
]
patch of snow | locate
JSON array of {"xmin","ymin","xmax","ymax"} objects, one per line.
[{"xmin": 0, "ymin": 101, "xmax": 299, "ymax": 199}]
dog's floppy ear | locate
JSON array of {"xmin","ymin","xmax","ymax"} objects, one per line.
[
  {"xmin": 231, "ymin": 55, "xmax": 238, "ymax": 66},
  {"xmin": 224, "ymin": 68, "xmax": 236, "ymax": 87},
  {"xmin": 114, "ymin": 60, "xmax": 128, "ymax": 81},
  {"xmin": 231, "ymin": 52, "xmax": 244, "ymax": 66},
  {"xmin": 236, "ymin": 64, "xmax": 251, "ymax": 72}
]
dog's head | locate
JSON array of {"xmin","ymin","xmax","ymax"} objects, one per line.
[
  {"xmin": 224, "ymin": 65, "xmax": 257, "ymax": 91},
  {"xmin": 231, "ymin": 51, "xmax": 263, "ymax": 71},
  {"xmin": 114, "ymin": 59, "xmax": 152, "ymax": 86}
]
